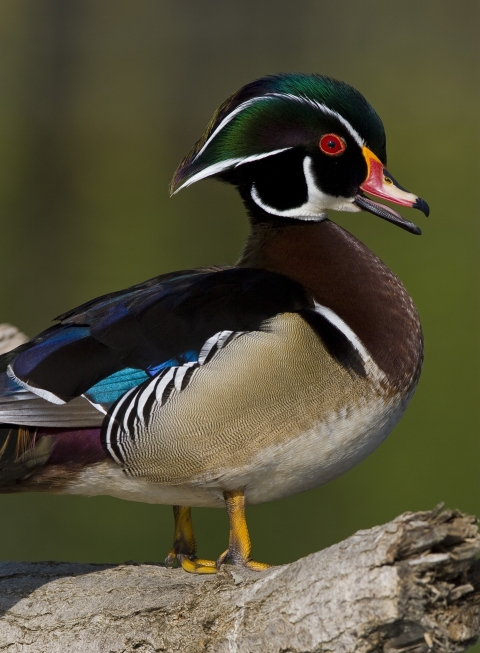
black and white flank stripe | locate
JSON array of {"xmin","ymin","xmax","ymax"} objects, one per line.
[{"xmin": 102, "ymin": 330, "xmax": 244, "ymax": 467}]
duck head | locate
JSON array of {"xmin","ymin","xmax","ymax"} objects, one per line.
[{"xmin": 170, "ymin": 74, "xmax": 429, "ymax": 234}]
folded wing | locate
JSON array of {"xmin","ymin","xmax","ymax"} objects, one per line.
[{"xmin": 1, "ymin": 267, "xmax": 311, "ymax": 428}]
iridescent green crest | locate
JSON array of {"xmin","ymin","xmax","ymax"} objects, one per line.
[{"xmin": 170, "ymin": 73, "xmax": 386, "ymax": 194}]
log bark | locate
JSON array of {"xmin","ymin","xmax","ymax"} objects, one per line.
[
  {"xmin": 0, "ymin": 506, "xmax": 478, "ymax": 652},
  {"xmin": 0, "ymin": 326, "xmax": 479, "ymax": 652}
]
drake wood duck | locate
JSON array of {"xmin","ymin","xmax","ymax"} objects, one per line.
[{"xmin": 0, "ymin": 74, "xmax": 429, "ymax": 573}]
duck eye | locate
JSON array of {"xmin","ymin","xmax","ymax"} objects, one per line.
[{"xmin": 319, "ymin": 134, "xmax": 346, "ymax": 156}]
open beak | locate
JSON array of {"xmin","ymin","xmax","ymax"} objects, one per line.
[{"xmin": 354, "ymin": 147, "xmax": 429, "ymax": 235}]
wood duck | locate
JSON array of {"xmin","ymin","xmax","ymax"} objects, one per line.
[{"xmin": 0, "ymin": 74, "xmax": 428, "ymax": 573}]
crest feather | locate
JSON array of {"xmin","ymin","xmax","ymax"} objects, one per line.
[{"xmin": 170, "ymin": 73, "xmax": 386, "ymax": 195}]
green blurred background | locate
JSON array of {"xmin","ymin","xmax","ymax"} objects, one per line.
[{"xmin": 0, "ymin": 0, "xmax": 478, "ymax": 613}]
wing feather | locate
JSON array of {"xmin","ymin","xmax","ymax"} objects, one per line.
[{"xmin": 1, "ymin": 267, "xmax": 311, "ymax": 428}]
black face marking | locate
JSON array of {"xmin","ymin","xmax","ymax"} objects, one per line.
[
  {"xmin": 309, "ymin": 136, "xmax": 367, "ymax": 198},
  {"xmin": 230, "ymin": 131, "xmax": 368, "ymax": 221},
  {"xmin": 233, "ymin": 148, "xmax": 309, "ymax": 212},
  {"xmin": 299, "ymin": 309, "xmax": 366, "ymax": 378},
  {"xmin": 171, "ymin": 74, "xmax": 388, "ymax": 194}
]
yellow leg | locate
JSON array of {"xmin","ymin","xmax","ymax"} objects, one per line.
[
  {"xmin": 164, "ymin": 505, "xmax": 217, "ymax": 574},
  {"xmin": 216, "ymin": 489, "xmax": 270, "ymax": 571}
]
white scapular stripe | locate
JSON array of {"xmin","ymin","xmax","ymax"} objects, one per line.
[
  {"xmin": 313, "ymin": 302, "xmax": 372, "ymax": 364},
  {"xmin": 7, "ymin": 365, "xmax": 66, "ymax": 405},
  {"xmin": 174, "ymin": 91, "xmax": 364, "ymax": 194}
]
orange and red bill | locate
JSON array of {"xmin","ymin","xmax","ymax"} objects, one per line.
[{"xmin": 354, "ymin": 147, "xmax": 429, "ymax": 235}]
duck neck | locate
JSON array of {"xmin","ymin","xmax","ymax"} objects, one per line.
[{"xmin": 237, "ymin": 217, "xmax": 423, "ymax": 392}]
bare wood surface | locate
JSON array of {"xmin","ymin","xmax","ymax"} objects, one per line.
[
  {"xmin": 0, "ymin": 327, "xmax": 479, "ymax": 651},
  {"xmin": 0, "ymin": 506, "xmax": 478, "ymax": 652}
]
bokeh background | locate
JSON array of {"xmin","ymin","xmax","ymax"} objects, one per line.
[{"xmin": 0, "ymin": 0, "xmax": 478, "ymax": 628}]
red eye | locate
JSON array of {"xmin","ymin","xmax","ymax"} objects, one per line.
[{"xmin": 319, "ymin": 133, "xmax": 346, "ymax": 156}]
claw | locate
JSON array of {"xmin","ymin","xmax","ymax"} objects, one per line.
[
  {"xmin": 215, "ymin": 548, "xmax": 230, "ymax": 569},
  {"xmin": 165, "ymin": 494, "xmax": 270, "ymax": 575},
  {"xmin": 178, "ymin": 554, "xmax": 217, "ymax": 575},
  {"xmin": 165, "ymin": 506, "xmax": 218, "ymax": 574},
  {"xmin": 215, "ymin": 547, "xmax": 270, "ymax": 571},
  {"xmin": 243, "ymin": 559, "xmax": 271, "ymax": 571},
  {"xmin": 221, "ymin": 489, "xmax": 270, "ymax": 570}
]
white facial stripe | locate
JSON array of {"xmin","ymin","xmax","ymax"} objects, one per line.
[
  {"xmin": 172, "ymin": 147, "xmax": 292, "ymax": 195},
  {"xmin": 268, "ymin": 93, "xmax": 365, "ymax": 148},
  {"xmin": 172, "ymin": 157, "xmax": 243, "ymax": 194},
  {"xmin": 250, "ymin": 156, "xmax": 359, "ymax": 219},
  {"xmin": 234, "ymin": 147, "xmax": 292, "ymax": 166},
  {"xmin": 175, "ymin": 91, "xmax": 365, "ymax": 195},
  {"xmin": 194, "ymin": 92, "xmax": 363, "ymax": 165},
  {"xmin": 251, "ymin": 157, "xmax": 324, "ymax": 220},
  {"xmin": 195, "ymin": 97, "xmax": 277, "ymax": 159}
]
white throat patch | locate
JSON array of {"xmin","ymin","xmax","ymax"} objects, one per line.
[{"xmin": 251, "ymin": 156, "xmax": 359, "ymax": 220}]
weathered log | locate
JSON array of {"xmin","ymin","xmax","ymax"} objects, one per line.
[
  {"xmin": 0, "ymin": 327, "xmax": 479, "ymax": 651},
  {"xmin": 0, "ymin": 505, "xmax": 478, "ymax": 652}
]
